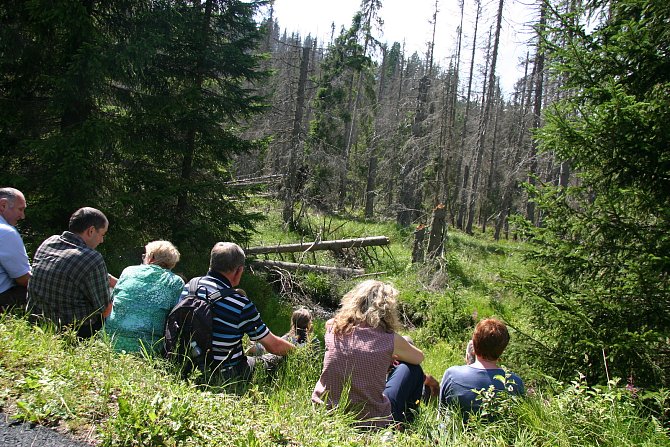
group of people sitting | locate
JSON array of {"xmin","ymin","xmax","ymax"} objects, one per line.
[{"xmin": 0, "ymin": 186, "xmax": 524, "ymax": 429}]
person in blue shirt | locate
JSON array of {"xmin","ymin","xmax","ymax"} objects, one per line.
[
  {"xmin": 0, "ymin": 187, "xmax": 31, "ymax": 312},
  {"xmin": 439, "ymin": 318, "xmax": 524, "ymax": 419},
  {"xmin": 183, "ymin": 242, "xmax": 294, "ymax": 380}
]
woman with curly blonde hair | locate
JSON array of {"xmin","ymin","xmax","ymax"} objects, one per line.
[{"xmin": 312, "ymin": 280, "xmax": 429, "ymax": 428}]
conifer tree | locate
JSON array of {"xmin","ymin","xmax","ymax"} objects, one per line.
[{"xmin": 515, "ymin": 0, "xmax": 670, "ymax": 387}]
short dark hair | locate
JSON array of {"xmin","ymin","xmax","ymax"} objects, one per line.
[
  {"xmin": 472, "ymin": 318, "xmax": 510, "ymax": 361},
  {"xmin": 69, "ymin": 207, "xmax": 108, "ymax": 234},
  {"xmin": 0, "ymin": 187, "xmax": 20, "ymax": 206},
  {"xmin": 209, "ymin": 242, "xmax": 245, "ymax": 273}
]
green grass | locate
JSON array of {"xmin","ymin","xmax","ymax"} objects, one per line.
[
  {"xmin": 1, "ymin": 314, "xmax": 667, "ymax": 446},
  {"xmin": 1, "ymin": 201, "xmax": 667, "ymax": 446}
]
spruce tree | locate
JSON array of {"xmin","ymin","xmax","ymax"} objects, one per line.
[{"xmin": 515, "ymin": 0, "xmax": 670, "ymax": 387}]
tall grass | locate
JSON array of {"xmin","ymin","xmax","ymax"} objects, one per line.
[{"xmin": 1, "ymin": 314, "xmax": 667, "ymax": 446}]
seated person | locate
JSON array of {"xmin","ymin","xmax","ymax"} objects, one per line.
[
  {"xmin": 105, "ymin": 241, "xmax": 184, "ymax": 353},
  {"xmin": 182, "ymin": 242, "xmax": 293, "ymax": 381},
  {"xmin": 465, "ymin": 339, "xmax": 476, "ymax": 365},
  {"xmin": 248, "ymin": 307, "xmax": 317, "ymax": 356},
  {"xmin": 439, "ymin": 318, "xmax": 524, "ymax": 419},
  {"xmin": 312, "ymin": 280, "xmax": 428, "ymax": 428},
  {"xmin": 27, "ymin": 207, "xmax": 116, "ymax": 338}
]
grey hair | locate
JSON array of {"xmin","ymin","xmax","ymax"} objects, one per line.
[
  {"xmin": 210, "ymin": 242, "xmax": 245, "ymax": 273},
  {"xmin": 0, "ymin": 187, "xmax": 21, "ymax": 206},
  {"xmin": 145, "ymin": 240, "xmax": 181, "ymax": 269}
]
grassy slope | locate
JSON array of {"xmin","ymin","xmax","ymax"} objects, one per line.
[{"xmin": 0, "ymin": 200, "xmax": 667, "ymax": 446}]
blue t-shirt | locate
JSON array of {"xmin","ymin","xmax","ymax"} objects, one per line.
[
  {"xmin": 439, "ymin": 365, "xmax": 524, "ymax": 416},
  {"xmin": 0, "ymin": 216, "xmax": 30, "ymax": 294}
]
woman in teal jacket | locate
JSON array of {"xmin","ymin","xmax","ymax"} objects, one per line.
[{"xmin": 105, "ymin": 240, "xmax": 184, "ymax": 353}]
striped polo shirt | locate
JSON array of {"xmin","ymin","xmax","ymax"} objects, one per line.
[{"xmin": 180, "ymin": 270, "xmax": 269, "ymax": 371}]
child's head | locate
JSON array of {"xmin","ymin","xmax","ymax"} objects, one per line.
[
  {"xmin": 291, "ymin": 308, "xmax": 313, "ymax": 342},
  {"xmin": 472, "ymin": 318, "xmax": 510, "ymax": 361}
]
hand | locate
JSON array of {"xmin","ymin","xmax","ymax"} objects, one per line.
[{"xmin": 108, "ymin": 274, "xmax": 118, "ymax": 288}]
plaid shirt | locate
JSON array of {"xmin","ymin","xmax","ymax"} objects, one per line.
[{"xmin": 27, "ymin": 231, "xmax": 111, "ymax": 326}]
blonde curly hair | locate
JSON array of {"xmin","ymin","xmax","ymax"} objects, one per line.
[{"xmin": 331, "ymin": 280, "xmax": 401, "ymax": 335}]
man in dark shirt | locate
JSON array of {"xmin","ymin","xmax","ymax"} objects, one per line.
[
  {"xmin": 27, "ymin": 207, "xmax": 117, "ymax": 338},
  {"xmin": 182, "ymin": 242, "xmax": 293, "ymax": 379}
]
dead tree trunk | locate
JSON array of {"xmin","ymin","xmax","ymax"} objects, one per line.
[
  {"xmin": 412, "ymin": 225, "xmax": 426, "ymax": 263},
  {"xmin": 494, "ymin": 52, "xmax": 533, "ymax": 241},
  {"xmin": 246, "ymin": 236, "xmax": 389, "ymax": 255},
  {"xmin": 465, "ymin": 0, "xmax": 504, "ymax": 235},
  {"xmin": 427, "ymin": 204, "xmax": 447, "ymax": 259},
  {"xmin": 526, "ymin": 2, "xmax": 547, "ymax": 226},
  {"xmin": 456, "ymin": 0, "xmax": 481, "ymax": 230},
  {"xmin": 250, "ymin": 260, "xmax": 364, "ymax": 277},
  {"xmin": 282, "ymin": 45, "xmax": 311, "ymax": 227}
]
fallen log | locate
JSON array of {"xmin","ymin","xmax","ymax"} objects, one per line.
[
  {"xmin": 249, "ymin": 259, "xmax": 364, "ymax": 277},
  {"xmin": 246, "ymin": 236, "xmax": 389, "ymax": 255}
]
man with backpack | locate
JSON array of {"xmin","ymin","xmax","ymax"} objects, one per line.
[{"xmin": 173, "ymin": 242, "xmax": 293, "ymax": 380}]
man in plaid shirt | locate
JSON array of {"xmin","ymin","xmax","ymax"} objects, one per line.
[{"xmin": 27, "ymin": 207, "xmax": 117, "ymax": 338}]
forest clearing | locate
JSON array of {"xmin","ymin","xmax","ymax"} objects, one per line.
[{"xmin": 1, "ymin": 0, "xmax": 669, "ymax": 444}]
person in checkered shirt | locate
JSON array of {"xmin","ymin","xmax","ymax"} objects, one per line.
[{"xmin": 27, "ymin": 207, "xmax": 117, "ymax": 338}]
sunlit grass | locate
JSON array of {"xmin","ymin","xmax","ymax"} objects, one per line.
[{"xmin": 1, "ymin": 314, "xmax": 667, "ymax": 447}]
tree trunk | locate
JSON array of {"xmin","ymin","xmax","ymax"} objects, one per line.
[
  {"xmin": 427, "ymin": 204, "xmax": 447, "ymax": 259},
  {"xmin": 412, "ymin": 224, "xmax": 426, "ymax": 263},
  {"xmin": 175, "ymin": 0, "xmax": 213, "ymax": 241},
  {"xmin": 250, "ymin": 260, "xmax": 364, "ymax": 277},
  {"xmin": 246, "ymin": 236, "xmax": 389, "ymax": 254},
  {"xmin": 526, "ymin": 3, "xmax": 547, "ymax": 226},
  {"xmin": 455, "ymin": 0, "xmax": 481, "ymax": 229},
  {"xmin": 466, "ymin": 0, "xmax": 504, "ymax": 235},
  {"xmin": 282, "ymin": 45, "xmax": 311, "ymax": 227}
]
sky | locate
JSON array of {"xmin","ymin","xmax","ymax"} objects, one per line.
[{"xmin": 268, "ymin": 0, "xmax": 539, "ymax": 96}]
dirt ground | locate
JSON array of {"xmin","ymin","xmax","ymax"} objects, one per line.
[{"xmin": 0, "ymin": 413, "xmax": 91, "ymax": 447}]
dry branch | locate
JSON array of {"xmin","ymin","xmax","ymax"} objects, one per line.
[
  {"xmin": 249, "ymin": 260, "xmax": 364, "ymax": 277},
  {"xmin": 246, "ymin": 236, "xmax": 389, "ymax": 255}
]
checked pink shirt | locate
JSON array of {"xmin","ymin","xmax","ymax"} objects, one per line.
[{"xmin": 312, "ymin": 322, "xmax": 394, "ymax": 427}]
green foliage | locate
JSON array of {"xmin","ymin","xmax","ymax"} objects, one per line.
[
  {"xmin": 239, "ymin": 272, "xmax": 292, "ymax": 335},
  {"xmin": 0, "ymin": 1, "xmax": 268, "ymax": 272},
  {"xmin": 402, "ymin": 289, "xmax": 473, "ymax": 340},
  {"xmin": 304, "ymin": 6, "xmax": 379, "ymax": 210},
  {"xmin": 513, "ymin": 0, "xmax": 670, "ymax": 388}
]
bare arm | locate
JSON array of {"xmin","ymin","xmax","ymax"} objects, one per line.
[
  {"xmin": 14, "ymin": 272, "xmax": 30, "ymax": 287},
  {"xmin": 102, "ymin": 301, "xmax": 113, "ymax": 319},
  {"xmin": 258, "ymin": 332, "xmax": 295, "ymax": 356},
  {"xmin": 393, "ymin": 332, "xmax": 424, "ymax": 365}
]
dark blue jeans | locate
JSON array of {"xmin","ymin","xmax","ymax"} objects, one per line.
[{"xmin": 385, "ymin": 362, "xmax": 425, "ymax": 423}]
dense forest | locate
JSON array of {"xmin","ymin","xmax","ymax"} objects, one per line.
[{"xmin": 2, "ymin": 0, "xmax": 668, "ymax": 397}]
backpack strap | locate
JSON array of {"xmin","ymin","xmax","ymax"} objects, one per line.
[{"xmin": 187, "ymin": 277, "xmax": 202, "ymax": 296}]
